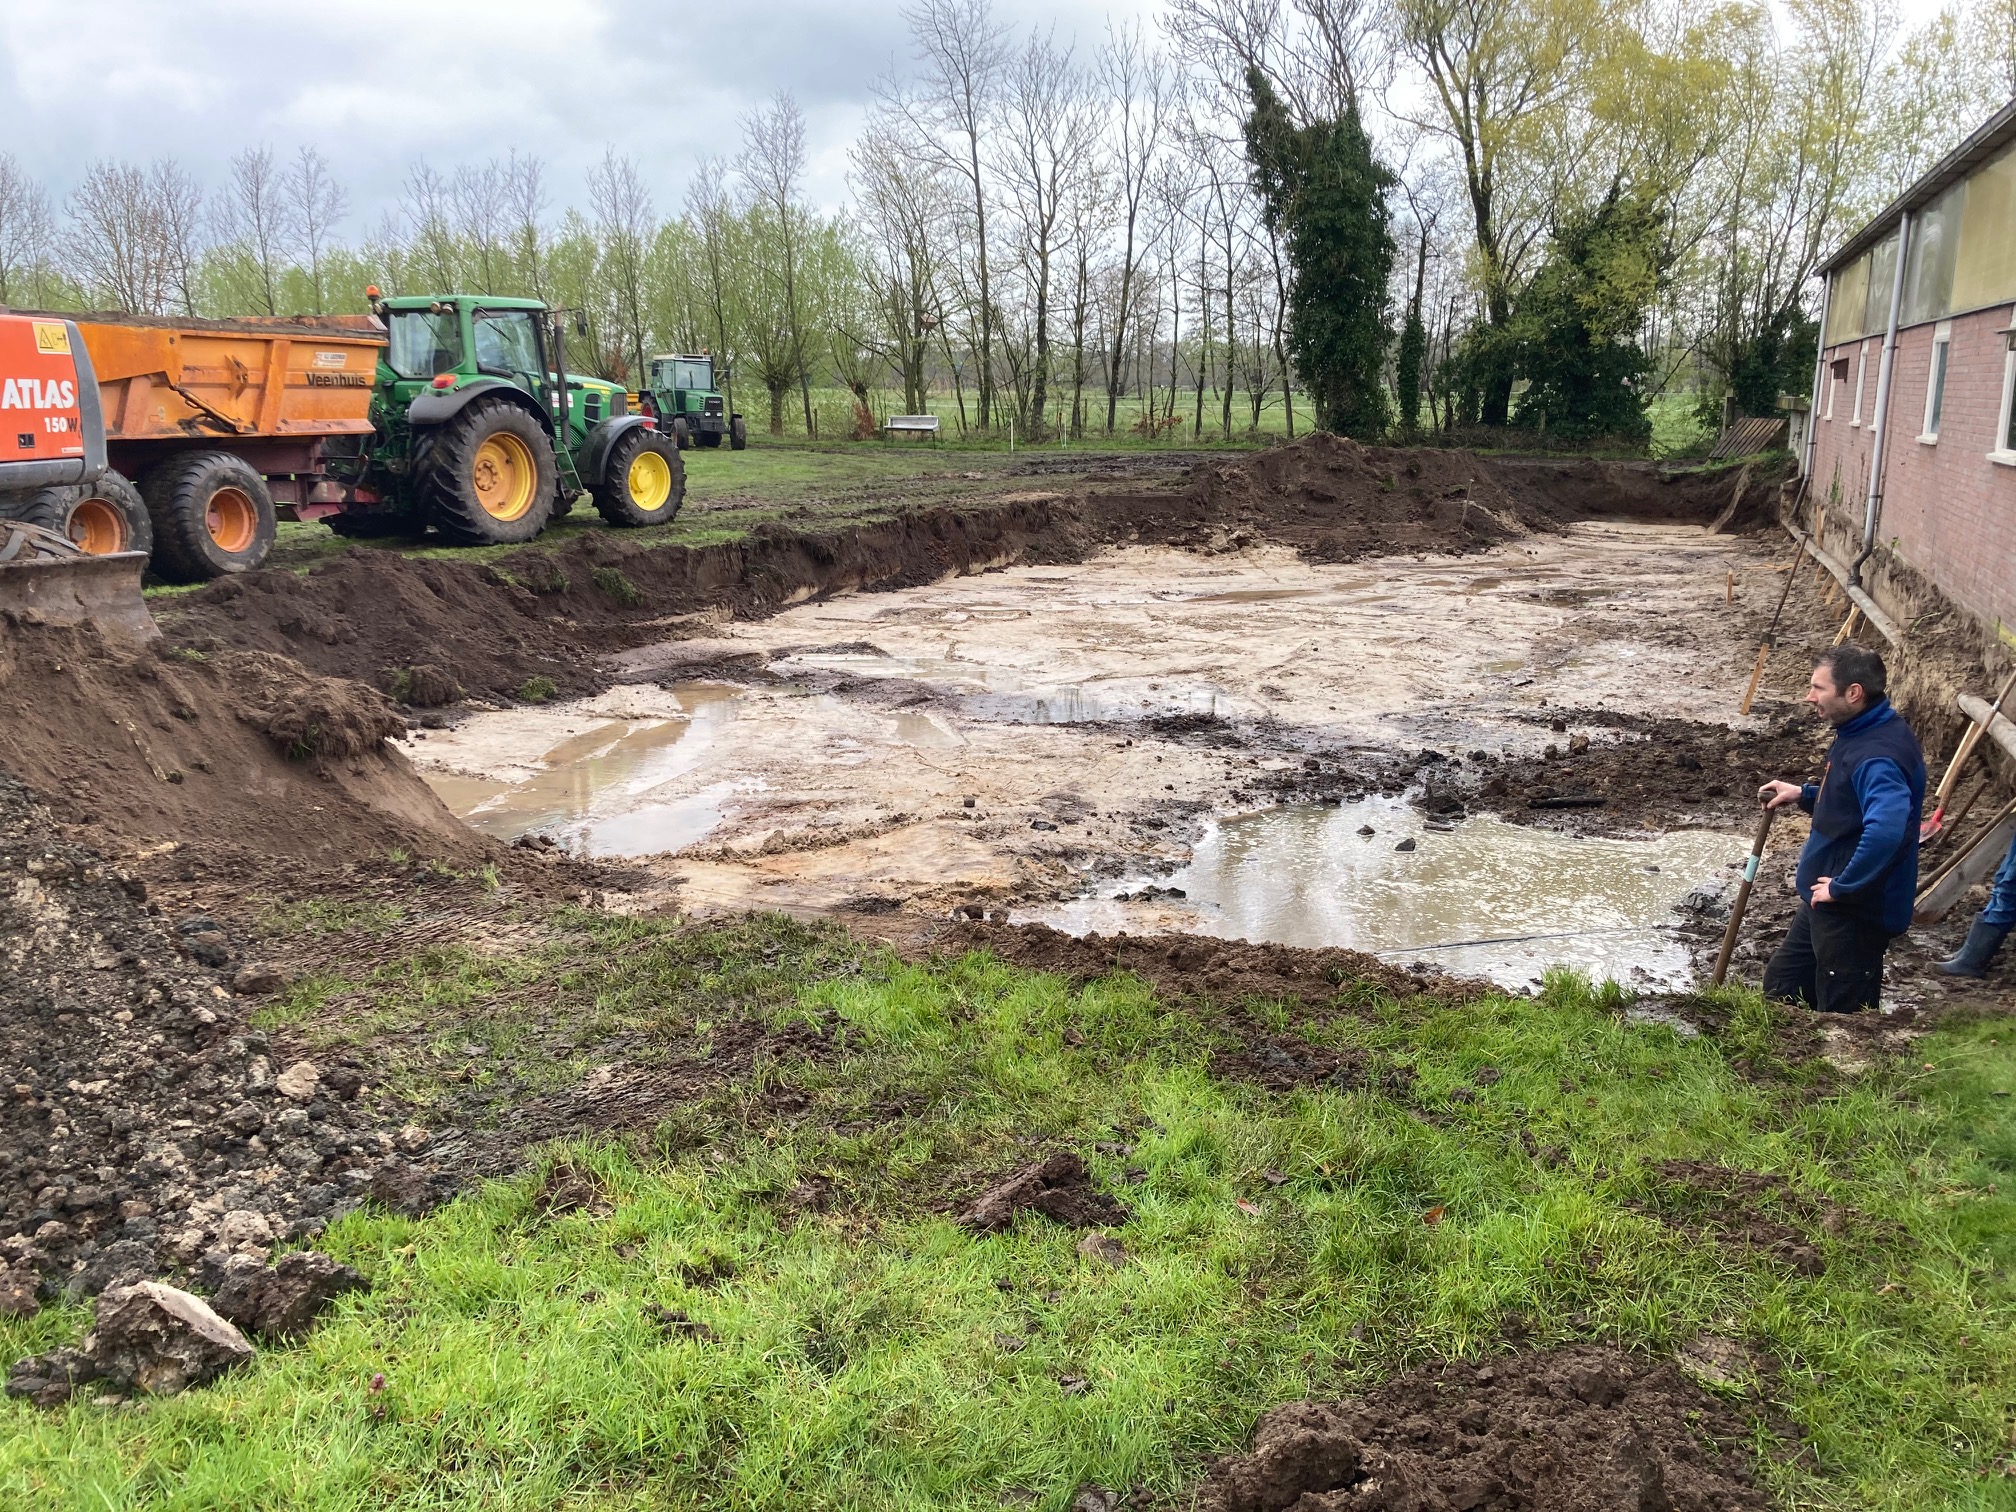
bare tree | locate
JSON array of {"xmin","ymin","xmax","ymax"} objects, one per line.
[
  {"xmin": 151, "ymin": 160, "xmax": 207, "ymax": 317},
  {"xmin": 995, "ymin": 29, "xmax": 1100, "ymax": 438},
  {"xmin": 453, "ymin": 160, "xmax": 509, "ymax": 295},
  {"xmin": 0, "ymin": 154, "xmax": 54, "ymax": 309},
  {"xmin": 851, "ymin": 118, "xmax": 951, "ymax": 416},
  {"xmin": 502, "ymin": 151, "xmax": 550, "ymax": 301},
  {"xmin": 886, "ymin": 0, "xmax": 1010, "ymax": 429},
  {"xmin": 684, "ymin": 157, "xmax": 742, "ymax": 415},
  {"xmin": 739, "ymin": 93, "xmax": 817, "ymax": 433},
  {"xmin": 1163, "ymin": 0, "xmax": 1382, "ymax": 123},
  {"xmin": 402, "ymin": 161, "xmax": 460, "ymax": 293},
  {"xmin": 284, "ymin": 147, "xmax": 348, "ymax": 313},
  {"xmin": 1098, "ymin": 21, "xmax": 1170, "ymax": 434},
  {"xmin": 67, "ymin": 160, "xmax": 171, "ymax": 314},
  {"xmin": 589, "ymin": 149, "xmax": 656, "ymax": 384},
  {"xmin": 220, "ymin": 146, "xmax": 298, "ymax": 315}
]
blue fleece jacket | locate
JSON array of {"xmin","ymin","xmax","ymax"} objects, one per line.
[{"xmin": 1793, "ymin": 699, "xmax": 1925, "ymax": 935}]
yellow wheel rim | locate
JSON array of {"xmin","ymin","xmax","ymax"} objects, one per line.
[
  {"xmin": 626, "ymin": 448, "xmax": 672, "ymax": 510},
  {"xmin": 68, "ymin": 497, "xmax": 127, "ymax": 555},
  {"xmin": 206, "ymin": 487, "xmax": 258, "ymax": 554},
  {"xmin": 472, "ymin": 432, "xmax": 537, "ymax": 521}
]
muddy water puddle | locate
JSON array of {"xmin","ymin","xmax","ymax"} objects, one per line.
[{"xmin": 1031, "ymin": 796, "xmax": 1740, "ymax": 990}]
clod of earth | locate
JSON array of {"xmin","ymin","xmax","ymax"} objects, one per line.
[
  {"xmin": 7, "ymin": 1281, "xmax": 254, "ymax": 1407},
  {"xmin": 955, "ymin": 1152, "xmax": 1130, "ymax": 1233},
  {"xmin": 210, "ymin": 1249, "xmax": 369, "ymax": 1339},
  {"xmin": 1195, "ymin": 1345, "xmax": 1771, "ymax": 1512}
]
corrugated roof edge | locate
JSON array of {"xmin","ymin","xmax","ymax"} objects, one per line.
[{"xmin": 1819, "ymin": 95, "xmax": 2016, "ymax": 275}]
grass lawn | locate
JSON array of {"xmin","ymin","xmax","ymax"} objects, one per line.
[{"xmin": 4, "ymin": 907, "xmax": 2011, "ymax": 1509}]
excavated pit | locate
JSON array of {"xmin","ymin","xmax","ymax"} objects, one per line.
[{"xmin": 403, "ymin": 521, "xmax": 1785, "ymax": 988}]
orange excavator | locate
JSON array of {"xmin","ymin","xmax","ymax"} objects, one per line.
[{"xmin": 0, "ymin": 311, "xmax": 155, "ymax": 643}]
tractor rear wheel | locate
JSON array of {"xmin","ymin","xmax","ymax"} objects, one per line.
[
  {"xmin": 729, "ymin": 416, "xmax": 748, "ymax": 451},
  {"xmin": 13, "ymin": 472, "xmax": 152, "ymax": 559},
  {"xmin": 591, "ymin": 429, "xmax": 684, "ymax": 528},
  {"xmin": 141, "ymin": 452, "xmax": 276, "ymax": 582},
  {"xmin": 416, "ymin": 398, "xmax": 557, "ymax": 546}
]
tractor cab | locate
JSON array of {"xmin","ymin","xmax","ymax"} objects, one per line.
[{"xmin": 641, "ymin": 353, "xmax": 746, "ymax": 450}]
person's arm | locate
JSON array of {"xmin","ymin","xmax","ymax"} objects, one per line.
[
  {"xmin": 1823, "ymin": 758, "xmax": 1911, "ymax": 901},
  {"xmin": 1799, "ymin": 782, "xmax": 1819, "ymax": 814}
]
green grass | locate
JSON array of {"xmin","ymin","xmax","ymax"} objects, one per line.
[{"xmin": 3, "ymin": 908, "xmax": 2012, "ymax": 1510}]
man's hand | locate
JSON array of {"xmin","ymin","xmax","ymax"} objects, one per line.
[
  {"xmin": 1758, "ymin": 779, "xmax": 1803, "ymax": 811},
  {"xmin": 1810, "ymin": 876, "xmax": 1835, "ymax": 905}
]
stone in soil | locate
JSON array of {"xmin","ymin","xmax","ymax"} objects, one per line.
[
  {"xmin": 210, "ymin": 1249, "xmax": 368, "ymax": 1339},
  {"xmin": 956, "ymin": 1152, "xmax": 1130, "ymax": 1233},
  {"xmin": 0, "ymin": 775, "xmax": 444, "ymax": 1310},
  {"xmin": 1194, "ymin": 1344, "xmax": 1774, "ymax": 1511},
  {"xmin": 8, "ymin": 1281, "xmax": 254, "ymax": 1406}
]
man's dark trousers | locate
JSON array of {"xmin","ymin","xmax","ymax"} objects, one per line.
[{"xmin": 1763, "ymin": 901, "xmax": 1891, "ymax": 1012}]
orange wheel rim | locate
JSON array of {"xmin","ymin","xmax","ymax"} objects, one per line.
[
  {"xmin": 206, "ymin": 487, "xmax": 258, "ymax": 554},
  {"xmin": 68, "ymin": 497, "xmax": 127, "ymax": 555}
]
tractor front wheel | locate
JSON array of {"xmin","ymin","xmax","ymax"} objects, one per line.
[
  {"xmin": 417, "ymin": 399, "xmax": 557, "ymax": 546},
  {"xmin": 141, "ymin": 453, "xmax": 276, "ymax": 582},
  {"xmin": 13, "ymin": 472, "xmax": 153, "ymax": 559},
  {"xmin": 591, "ymin": 429, "xmax": 684, "ymax": 528},
  {"xmin": 670, "ymin": 418, "xmax": 692, "ymax": 450},
  {"xmin": 729, "ymin": 416, "xmax": 748, "ymax": 451}
]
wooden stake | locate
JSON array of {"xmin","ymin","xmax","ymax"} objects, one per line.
[
  {"xmin": 1739, "ymin": 537, "xmax": 1807, "ymax": 718},
  {"xmin": 1713, "ymin": 806, "xmax": 1777, "ymax": 986},
  {"xmin": 1832, "ymin": 606, "xmax": 1862, "ymax": 646},
  {"xmin": 1923, "ymin": 666, "xmax": 2016, "ymax": 838},
  {"xmin": 1726, "ymin": 567, "xmax": 1734, "ymax": 605}
]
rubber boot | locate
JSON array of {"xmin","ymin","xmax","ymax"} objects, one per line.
[{"xmin": 1937, "ymin": 918, "xmax": 2013, "ymax": 978}]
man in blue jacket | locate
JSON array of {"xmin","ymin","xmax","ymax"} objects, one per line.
[{"xmin": 1757, "ymin": 644, "xmax": 1926, "ymax": 1013}]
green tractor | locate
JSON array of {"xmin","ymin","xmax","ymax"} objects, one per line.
[
  {"xmin": 640, "ymin": 353, "xmax": 746, "ymax": 451},
  {"xmin": 327, "ymin": 294, "xmax": 684, "ymax": 544}
]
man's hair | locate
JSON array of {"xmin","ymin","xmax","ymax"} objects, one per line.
[{"xmin": 1815, "ymin": 643, "xmax": 1887, "ymax": 703}]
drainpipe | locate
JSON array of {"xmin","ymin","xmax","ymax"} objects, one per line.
[
  {"xmin": 1800, "ymin": 275, "xmax": 1832, "ymax": 487},
  {"xmin": 1853, "ymin": 210, "xmax": 1912, "ymax": 587}
]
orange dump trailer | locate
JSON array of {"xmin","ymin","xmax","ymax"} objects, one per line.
[{"xmin": 7, "ymin": 311, "xmax": 387, "ymax": 581}]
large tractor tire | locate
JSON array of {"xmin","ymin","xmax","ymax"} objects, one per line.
[
  {"xmin": 416, "ymin": 399, "xmax": 557, "ymax": 546},
  {"xmin": 141, "ymin": 452, "xmax": 277, "ymax": 582},
  {"xmin": 12, "ymin": 471, "xmax": 153, "ymax": 559},
  {"xmin": 669, "ymin": 417, "xmax": 692, "ymax": 451},
  {"xmin": 729, "ymin": 416, "xmax": 748, "ymax": 451},
  {"xmin": 591, "ymin": 428, "xmax": 684, "ymax": 528}
]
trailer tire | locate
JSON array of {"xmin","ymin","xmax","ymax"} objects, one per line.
[
  {"xmin": 416, "ymin": 398, "xmax": 557, "ymax": 546},
  {"xmin": 729, "ymin": 416, "xmax": 748, "ymax": 451},
  {"xmin": 141, "ymin": 452, "xmax": 277, "ymax": 582},
  {"xmin": 12, "ymin": 471, "xmax": 153, "ymax": 559},
  {"xmin": 591, "ymin": 428, "xmax": 684, "ymax": 528}
]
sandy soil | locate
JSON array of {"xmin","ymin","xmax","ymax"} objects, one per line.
[{"xmin": 402, "ymin": 523, "xmax": 1775, "ymax": 935}]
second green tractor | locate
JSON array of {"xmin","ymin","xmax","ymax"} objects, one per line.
[{"xmin": 328, "ymin": 294, "xmax": 685, "ymax": 545}]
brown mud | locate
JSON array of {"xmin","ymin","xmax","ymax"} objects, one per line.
[
  {"xmin": 155, "ymin": 441, "xmax": 1781, "ymax": 707},
  {"xmin": 1195, "ymin": 1343, "xmax": 1775, "ymax": 1511}
]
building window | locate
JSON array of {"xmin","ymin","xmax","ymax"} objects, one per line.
[
  {"xmin": 1852, "ymin": 342, "xmax": 1869, "ymax": 426},
  {"xmin": 1826, "ymin": 357, "xmax": 1848, "ymax": 420},
  {"xmin": 1994, "ymin": 318, "xmax": 2016, "ymax": 467},
  {"xmin": 1920, "ymin": 321, "xmax": 1952, "ymax": 443}
]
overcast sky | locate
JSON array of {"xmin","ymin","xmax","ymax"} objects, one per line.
[{"xmin": 0, "ymin": 0, "xmax": 1957, "ymax": 238}]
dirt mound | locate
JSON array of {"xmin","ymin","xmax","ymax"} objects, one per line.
[
  {"xmin": 0, "ymin": 776, "xmax": 435, "ymax": 1312},
  {"xmin": 954, "ymin": 1152, "xmax": 1130, "ymax": 1232},
  {"xmin": 1432, "ymin": 709, "xmax": 1829, "ymax": 837},
  {"xmin": 1637, "ymin": 1160, "xmax": 1846, "ymax": 1276},
  {"xmin": 944, "ymin": 920, "xmax": 1480, "ymax": 1010},
  {"xmin": 1196, "ymin": 1344, "xmax": 1774, "ymax": 1511},
  {"xmin": 0, "ymin": 616, "xmax": 473, "ymax": 864}
]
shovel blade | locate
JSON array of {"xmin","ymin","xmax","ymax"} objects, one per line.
[{"xmin": 0, "ymin": 550, "xmax": 157, "ymax": 647}]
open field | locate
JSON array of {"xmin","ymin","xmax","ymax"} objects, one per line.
[{"xmin": 4, "ymin": 435, "xmax": 2012, "ymax": 1510}]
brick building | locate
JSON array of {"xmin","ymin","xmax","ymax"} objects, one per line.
[{"xmin": 1807, "ymin": 99, "xmax": 2016, "ymax": 641}]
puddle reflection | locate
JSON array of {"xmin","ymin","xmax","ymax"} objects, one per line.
[{"xmin": 1030, "ymin": 796, "xmax": 1740, "ymax": 990}]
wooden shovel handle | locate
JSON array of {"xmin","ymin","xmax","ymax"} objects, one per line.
[{"xmin": 1712, "ymin": 807, "xmax": 1777, "ymax": 987}]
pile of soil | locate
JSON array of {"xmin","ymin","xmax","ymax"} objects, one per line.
[
  {"xmin": 943, "ymin": 920, "xmax": 1480, "ymax": 1009},
  {"xmin": 1423, "ymin": 709, "xmax": 1830, "ymax": 837},
  {"xmin": 149, "ymin": 440, "xmax": 1783, "ymax": 711},
  {"xmin": 0, "ymin": 775, "xmax": 449, "ymax": 1312},
  {"xmin": 1195, "ymin": 1344, "xmax": 1775, "ymax": 1511},
  {"xmin": 954, "ymin": 1152, "xmax": 1130, "ymax": 1232},
  {"xmin": 0, "ymin": 616, "xmax": 475, "ymax": 865},
  {"xmin": 1636, "ymin": 1161, "xmax": 1845, "ymax": 1276}
]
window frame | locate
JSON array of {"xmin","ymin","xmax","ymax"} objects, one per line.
[
  {"xmin": 1851, "ymin": 341, "xmax": 1870, "ymax": 426},
  {"xmin": 1825, "ymin": 356, "xmax": 1847, "ymax": 420},
  {"xmin": 1919, "ymin": 320, "xmax": 1953, "ymax": 444},
  {"xmin": 1992, "ymin": 326, "xmax": 2016, "ymax": 467}
]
